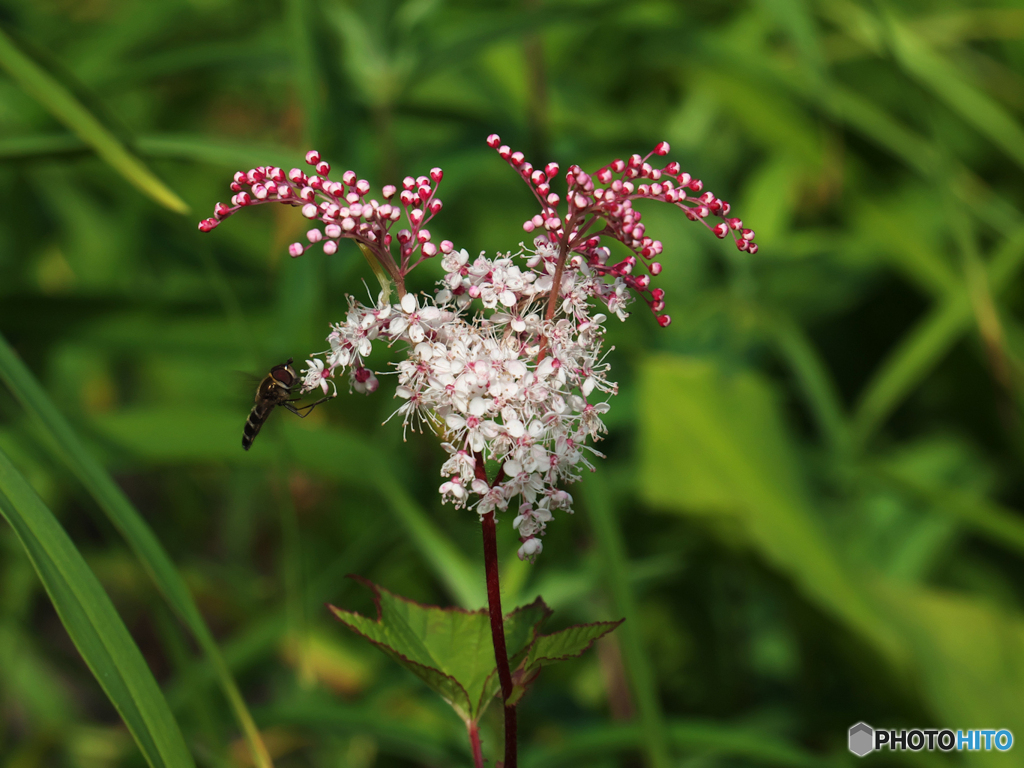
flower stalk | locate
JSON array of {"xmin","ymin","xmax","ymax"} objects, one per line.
[{"xmin": 482, "ymin": 509, "xmax": 517, "ymax": 766}]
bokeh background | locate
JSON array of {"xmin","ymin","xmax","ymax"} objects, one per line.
[{"xmin": 2, "ymin": 0, "xmax": 1024, "ymax": 766}]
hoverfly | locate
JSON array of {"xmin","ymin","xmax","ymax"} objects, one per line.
[{"xmin": 242, "ymin": 358, "xmax": 334, "ymax": 451}]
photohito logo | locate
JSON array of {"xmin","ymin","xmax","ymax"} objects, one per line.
[{"xmin": 848, "ymin": 723, "xmax": 1013, "ymax": 756}]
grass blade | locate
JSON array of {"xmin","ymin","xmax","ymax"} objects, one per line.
[
  {"xmin": 852, "ymin": 225, "xmax": 1024, "ymax": 446},
  {"xmin": 767, "ymin": 314, "xmax": 850, "ymax": 454},
  {"xmin": 582, "ymin": 473, "xmax": 670, "ymax": 768},
  {"xmin": 0, "ymin": 447, "xmax": 195, "ymax": 768},
  {"xmin": 0, "ymin": 27, "xmax": 188, "ymax": 214},
  {"xmin": 0, "ymin": 334, "xmax": 273, "ymax": 768},
  {"xmin": 884, "ymin": 12, "xmax": 1024, "ymax": 173},
  {"xmin": 523, "ymin": 720, "xmax": 827, "ymax": 768}
]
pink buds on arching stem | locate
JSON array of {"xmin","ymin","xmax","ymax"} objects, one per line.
[
  {"xmin": 197, "ymin": 151, "xmax": 451, "ymax": 291},
  {"xmin": 199, "ymin": 136, "xmax": 758, "ymax": 329},
  {"xmin": 485, "ymin": 134, "xmax": 758, "ymax": 328}
]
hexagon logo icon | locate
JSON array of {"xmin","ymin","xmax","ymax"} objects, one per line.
[{"xmin": 849, "ymin": 722, "xmax": 874, "ymax": 757}]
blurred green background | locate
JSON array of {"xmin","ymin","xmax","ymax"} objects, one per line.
[{"xmin": 2, "ymin": 0, "xmax": 1024, "ymax": 766}]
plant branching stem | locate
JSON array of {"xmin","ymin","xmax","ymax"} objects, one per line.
[{"xmin": 468, "ymin": 720, "xmax": 484, "ymax": 768}]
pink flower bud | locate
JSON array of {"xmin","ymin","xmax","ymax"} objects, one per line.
[
  {"xmin": 289, "ymin": 242, "xmax": 304, "ymax": 257},
  {"xmin": 713, "ymin": 222, "xmax": 728, "ymax": 238},
  {"xmin": 487, "ymin": 134, "xmax": 501, "ymax": 147},
  {"xmin": 430, "ymin": 167, "xmax": 443, "ymax": 182},
  {"xmin": 252, "ymin": 184, "xmax": 267, "ymax": 199},
  {"xmin": 657, "ymin": 314, "xmax": 672, "ymax": 327},
  {"xmin": 355, "ymin": 179, "xmax": 370, "ymax": 195},
  {"xmin": 301, "ymin": 203, "xmax": 318, "ymax": 218},
  {"xmin": 323, "ymin": 240, "xmax": 337, "ymax": 255},
  {"xmin": 214, "ymin": 202, "xmax": 231, "ymax": 218},
  {"xmin": 428, "ymin": 199, "xmax": 442, "ymax": 214},
  {"xmin": 421, "ymin": 242, "xmax": 437, "ymax": 257},
  {"xmin": 307, "ymin": 228, "xmax": 323, "ymax": 242},
  {"xmin": 440, "ymin": 240, "xmax": 453, "ymax": 253},
  {"xmin": 417, "ymin": 229, "xmax": 431, "ymax": 243},
  {"xmin": 198, "ymin": 218, "xmax": 218, "ymax": 231},
  {"xmin": 650, "ymin": 262, "xmax": 663, "ymax": 275},
  {"xmin": 382, "ymin": 184, "xmax": 396, "ymax": 198},
  {"xmin": 654, "ymin": 141, "xmax": 670, "ymax": 155},
  {"xmin": 305, "ymin": 150, "xmax": 320, "ymax": 165}
]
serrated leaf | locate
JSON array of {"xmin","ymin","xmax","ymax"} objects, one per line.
[
  {"xmin": 331, "ymin": 579, "xmax": 616, "ymax": 723},
  {"xmin": 329, "ymin": 578, "xmax": 550, "ymax": 723},
  {"xmin": 505, "ymin": 620, "xmax": 623, "ymax": 707}
]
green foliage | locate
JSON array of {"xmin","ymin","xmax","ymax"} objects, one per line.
[
  {"xmin": 2, "ymin": 0, "xmax": 1024, "ymax": 765},
  {"xmin": 329, "ymin": 579, "xmax": 620, "ymax": 723},
  {"xmin": 0, "ymin": 447, "xmax": 194, "ymax": 768}
]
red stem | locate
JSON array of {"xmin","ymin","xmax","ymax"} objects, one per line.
[
  {"xmin": 475, "ymin": 452, "xmax": 516, "ymax": 767},
  {"xmin": 468, "ymin": 720, "xmax": 484, "ymax": 768},
  {"xmin": 482, "ymin": 510, "xmax": 517, "ymax": 767}
]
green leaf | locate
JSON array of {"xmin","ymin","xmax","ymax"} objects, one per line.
[
  {"xmin": 0, "ymin": 447, "xmax": 194, "ymax": 768},
  {"xmin": 638, "ymin": 355, "xmax": 905, "ymax": 664},
  {"xmin": 0, "ymin": 335, "xmax": 273, "ymax": 768},
  {"xmin": 330, "ymin": 579, "xmax": 616, "ymax": 724},
  {"xmin": 870, "ymin": 581, "xmax": 1024, "ymax": 764},
  {"xmin": 0, "ymin": 28, "xmax": 189, "ymax": 214},
  {"xmin": 329, "ymin": 578, "xmax": 549, "ymax": 723},
  {"xmin": 507, "ymin": 620, "xmax": 623, "ymax": 707}
]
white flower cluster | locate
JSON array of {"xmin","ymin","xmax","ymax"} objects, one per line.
[{"xmin": 301, "ymin": 236, "xmax": 626, "ymax": 560}]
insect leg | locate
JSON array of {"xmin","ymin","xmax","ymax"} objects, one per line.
[{"xmin": 281, "ymin": 394, "xmax": 335, "ymax": 419}]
